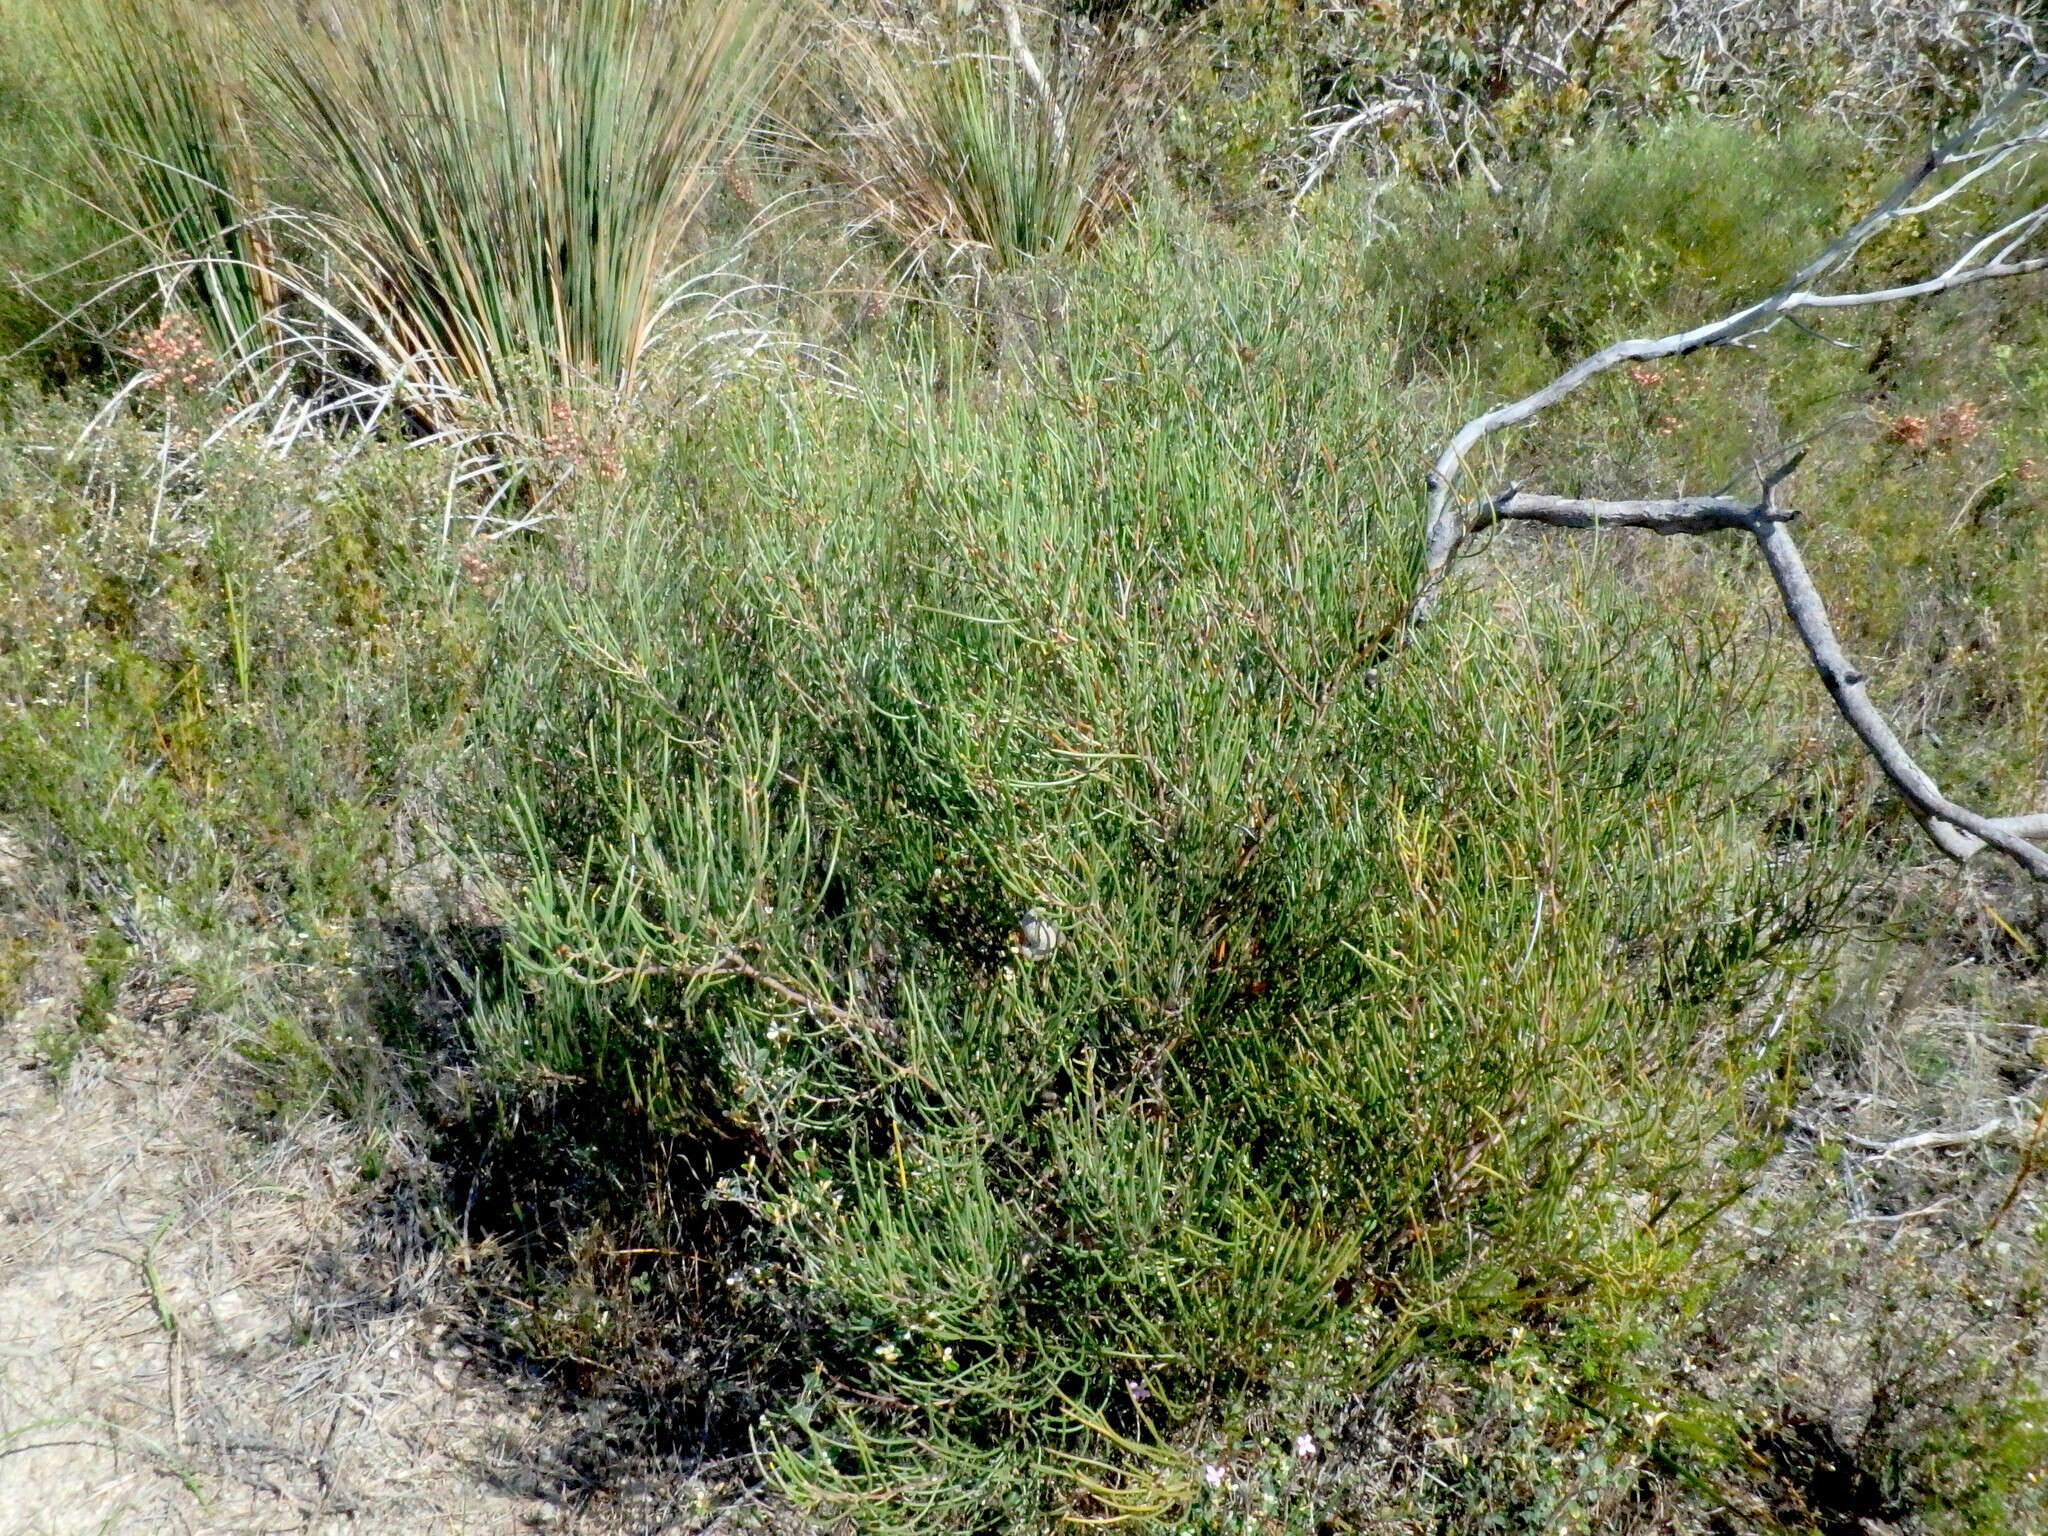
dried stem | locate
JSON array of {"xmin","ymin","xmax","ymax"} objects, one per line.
[
  {"xmin": 1478, "ymin": 475, "xmax": 2048, "ymax": 877},
  {"xmin": 1414, "ymin": 73, "xmax": 2048, "ymax": 876},
  {"xmin": 998, "ymin": 0, "xmax": 1065, "ymax": 153}
]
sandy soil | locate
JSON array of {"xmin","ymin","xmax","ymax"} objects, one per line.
[{"xmin": 0, "ymin": 1010, "xmax": 605, "ymax": 1535}]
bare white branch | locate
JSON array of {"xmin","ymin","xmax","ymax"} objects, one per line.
[
  {"xmin": 1787, "ymin": 253, "xmax": 2048, "ymax": 308},
  {"xmin": 1835, "ymin": 1115, "xmax": 2016, "ymax": 1158},
  {"xmin": 997, "ymin": 0, "xmax": 1066, "ymax": 154},
  {"xmin": 1480, "ymin": 485, "xmax": 2048, "ymax": 879},
  {"xmin": 1417, "ymin": 73, "xmax": 2048, "ymax": 612},
  {"xmin": 1293, "ymin": 98, "xmax": 1420, "ymax": 205},
  {"xmin": 1412, "ymin": 73, "xmax": 2048, "ymax": 876}
]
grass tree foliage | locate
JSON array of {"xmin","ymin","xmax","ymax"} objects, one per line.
[
  {"xmin": 0, "ymin": 0, "xmax": 121, "ymax": 382},
  {"xmin": 809, "ymin": 3, "xmax": 1136, "ymax": 276},
  {"xmin": 474, "ymin": 213, "xmax": 1854, "ymax": 1529},
  {"xmin": 254, "ymin": 0, "xmax": 783, "ymax": 427},
  {"xmin": 64, "ymin": 0, "xmax": 276, "ymax": 370},
  {"xmin": 51, "ymin": 0, "xmax": 783, "ymax": 432}
]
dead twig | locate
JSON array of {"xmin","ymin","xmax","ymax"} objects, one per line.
[
  {"xmin": 1475, "ymin": 473, "xmax": 2048, "ymax": 877},
  {"xmin": 1981, "ymin": 1090, "xmax": 2048, "ymax": 1238},
  {"xmin": 1413, "ymin": 70, "xmax": 2048, "ymax": 877},
  {"xmin": 1837, "ymin": 1115, "xmax": 2012, "ymax": 1158}
]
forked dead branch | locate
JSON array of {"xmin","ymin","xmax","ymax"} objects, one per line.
[{"xmin": 1416, "ymin": 69, "xmax": 2048, "ymax": 878}]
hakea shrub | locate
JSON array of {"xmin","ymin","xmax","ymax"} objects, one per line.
[{"xmin": 469, "ymin": 214, "xmax": 1853, "ymax": 1532}]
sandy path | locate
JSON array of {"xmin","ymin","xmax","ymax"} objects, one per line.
[{"xmin": 0, "ymin": 1015, "xmax": 590, "ymax": 1535}]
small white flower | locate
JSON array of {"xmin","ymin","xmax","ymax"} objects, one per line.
[
  {"xmin": 1012, "ymin": 908, "xmax": 1060, "ymax": 962},
  {"xmin": 1202, "ymin": 1463, "xmax": 1229, "ymax": 1489},
  {"xmin": 1293, "ymin": 1432, "xmax": 1318, "ymax": 1461},
  {"xmin": 874, "ymin": 1341, "xmax": 901, "ymax": 1363}
]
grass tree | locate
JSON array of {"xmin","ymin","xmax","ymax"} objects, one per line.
[
  {"xmin": 805, "ymin": 0, "xmax": 1137, "ymax": 278},
  {"xmin": 249, "ymin": 0, "xmax": 786, "ymax": 433},
  {"xmin": 64, "ymin": 0, "xmax": 277, "ymax": 372},
  {"xmin": 59, "ymin": 0, "xmax": 787, "ymax": 436}
]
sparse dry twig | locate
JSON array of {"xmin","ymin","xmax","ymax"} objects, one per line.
[{"xmin": 1414, "ymin": 67, "xmax": 2048, "ymax": 877}]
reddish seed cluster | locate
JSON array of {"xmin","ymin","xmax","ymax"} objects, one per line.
[
  {"xmin": 459, "ymin": 543, "xmax": 493, "ymax": 588},
  {"xmin": 124, "ymin": 314, "xmax": 218, "ymax": 395},
  {"xmin": 1886, "ymin": 400, "xmax": 1982, "ymax": 451},
  {"xmin": 539, "ymin": 399, "xmax": 624, "ymax": 482},
  {"xmin": 1627, "ymin": 363, "xmax": 1685, "ymax": 433},
  {"xmin": 1935, "ymin": 399, "xmax": 1982, "ymax": 447},
  {"xmin": 1886, "ymin": 413, "xmax": 1928, "ymax": 447}
]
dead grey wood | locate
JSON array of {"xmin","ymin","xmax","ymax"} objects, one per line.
[
  {"xmin": 1419, "ymin": 79, "xmax": 2048, "ymax": 605},
  {"xmin": 1480, "ymin": 485, "xmax": 2048, "ymax": 877},
  {"xmin": 1413, "ymin": 71, "xmax": 2048, "ymax": 876},
  {"xmin": 999, "ymin": 0, "xmax": 1067, "ymax": 154}
]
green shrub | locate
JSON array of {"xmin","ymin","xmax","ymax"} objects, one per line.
[
  {"xmin": 471, "ymin": 209, "xmax": 1852, "ymax": 1530},
  {"xmin": 1353, "ymin": 116, "xmax": 1856, "ymax": 391}
]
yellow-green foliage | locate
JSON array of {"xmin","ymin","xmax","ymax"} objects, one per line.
[
  {"xmin": 1399, "ymin": 124, "xmax": 2048, "ymax": 827},
  {"xmin": 0, "ymin": 417, "xmax": 469, "ymax": 897},
  {"xmin": 1354, "ymin": 116, "xmax": 1858, "ymax": 389},
  {"xmin": 0, "ymin": 384, "xmax": 489, "ymax": 1103}
]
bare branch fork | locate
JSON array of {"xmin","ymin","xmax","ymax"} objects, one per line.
[
  {"xmin": 997, "ymin": 0, "xmax": 1066, "ymax": 154},
  {"xmin": 1480, "ymin": 470, "xmax": 2048, "ymax": 877},
  {"xmin": 1414, "ymin": 70, "xmax": 2048, "ymax": 878}
]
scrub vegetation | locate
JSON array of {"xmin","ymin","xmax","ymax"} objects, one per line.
[{"xmin": 1, "ymin": 1, "xmax": 2044, "ymax": 1531}]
